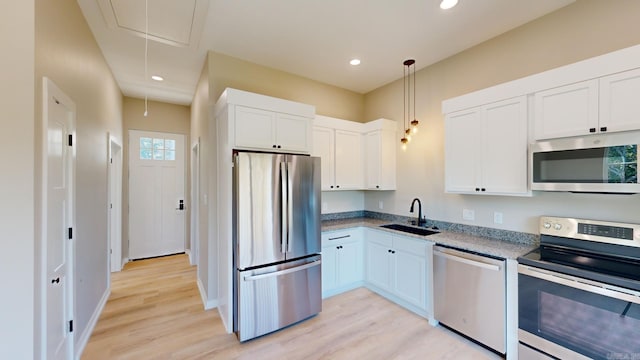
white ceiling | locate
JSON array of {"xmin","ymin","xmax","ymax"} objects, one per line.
[{"xmin": 77, "ymin": 0, "xmax": 575, "ymax": 105}]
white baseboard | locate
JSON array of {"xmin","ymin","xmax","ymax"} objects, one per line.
[
  {"xmin": 75, "ymin": 287, "xmax": 110, "ymax": 360},
  {"xmin": 185, "ymin": 249, "xmax": 193, "ymax": 265},
  {"xmin": 121, "ymin": 257, "xmax": 129, "ymax": 269},
  {"xmin": 197, "ymin": 277, "xmax": 218, "ymax": 310}
]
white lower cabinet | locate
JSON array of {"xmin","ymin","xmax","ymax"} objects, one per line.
[
  {"xmin": 321, "ymin": 228, "xmax": 363, "ymax": 298},
  {"xmin": 364, "ymin": 228, "xmax": 432, "ymax": 317}
]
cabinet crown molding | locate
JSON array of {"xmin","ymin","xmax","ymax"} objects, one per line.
[
  {"xmin": 442, "ymin": 43, "xmax": 640, "ymax": 114},
  {"xmin": 216, "ymin": 87, "xmax": 315, "ymax": 118}
]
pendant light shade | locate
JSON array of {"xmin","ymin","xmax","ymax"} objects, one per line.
[{"xmin": 401, "ymin": 59, "xmax": 419, "ymax": 149}]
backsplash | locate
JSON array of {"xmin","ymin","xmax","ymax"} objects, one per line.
[{"xmin": 322, "ymin": 210, "xmax": 539, "ymax": 246}]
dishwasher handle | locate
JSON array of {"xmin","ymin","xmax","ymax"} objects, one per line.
[{"xmin": 434, "ymin": 248, "xmax": 501, "ymax": 272}]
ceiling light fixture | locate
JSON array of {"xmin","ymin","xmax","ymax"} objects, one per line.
[
  {"xmin": 401, "ymin": 59, "xmax": 419, "ymax": 150},
  {"xmin": 350, "ymin": 59, "xmax": 361, "ymax": 66},
  {"xmin": 440, "ymin": 0, "xmax": 459, "ymax": 10},
  {"xmin": 151, "ymin": 75, "xmax": 164, "ymax": 81}
]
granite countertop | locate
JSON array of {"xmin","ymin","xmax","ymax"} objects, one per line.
[{"xmin": 321, "ymin": 217, "xmax": 537, "ymax": 260}]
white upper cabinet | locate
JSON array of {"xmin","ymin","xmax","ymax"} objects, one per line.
[
  {"xmin": 312, "ymin": 126, "xmax": 335, "ymax": 190},
  {"xmin": 535, "ymin": 68, "xmax": 640, "ymax": 140},
  {"xmin": 445, "ymin": 108, "xmax": 482, "ymax": 193},
  {"xmin": 445, "ymin": 96, "xmax": 529, "ymax": 196},
  {"xmin": 334, "ymin": 130, "xmax": 364, "ymax": 190},
  {"xmin": 312, "ymin": 125, "xmax": 363, "ymax": 190},
  {"xmin": 364, "ymin": 119, "xmax": 397, "ymax": 190},
  {"xmin": 599, "ymin": 68, "xmax": 640, "ymax": 134},
  {"xmin": 217, "ymin": 88, "xmax": 315, "ymax": 154},
  {"xmin": 534, "ymin": 80, "xmax": 599, "ymax": 140},
  {"xmin": 234, "ymin": 105, "xmax": 312, "ymax": 153}
]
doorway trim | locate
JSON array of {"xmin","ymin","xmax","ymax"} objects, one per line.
[
  {"xmin": 190, "ymin": 139, "xmax": 200, "ymax": 266},
  {"xmin": 40, "ymin": 77, "xmax": 76, "ymax": 360},
  {"xmin": 108, "ymin": 134, "xmax": 123, "ymax": 272}
]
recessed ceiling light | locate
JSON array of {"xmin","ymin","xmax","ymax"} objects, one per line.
[
  {"xmin": 350, "ymin": 59, "xmax": 361, "ymax": 66},
  {"xmin": 440, "ymin": 0, "xmax": 458, "ymax": 10},
  {"xmin": 151, "ymin": 75, "xmax": 164, "ymax": 81}
]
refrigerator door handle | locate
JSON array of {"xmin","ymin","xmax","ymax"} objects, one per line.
[
  {"xmin": 280, "ymin": 161, "xmax": 288, "ymax": 254},
  {"xmin": 243, "ymin": 260, "xmax": 322, "ymax": 281},
  {"xmin": 286, "ymin": 161, "xmax": 294, "ymax": 253}
]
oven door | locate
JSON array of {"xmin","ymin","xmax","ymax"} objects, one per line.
[{"xmin": 518, "ymin": 265, "xmax": 640, "ymax": 360}]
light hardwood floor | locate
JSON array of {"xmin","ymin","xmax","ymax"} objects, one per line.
[{"xmin": 83, "ymin": 254, "xmax": 501, "ymax": 359}]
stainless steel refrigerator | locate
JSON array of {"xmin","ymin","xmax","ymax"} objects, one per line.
[{"xmin": 233, "ymin": 151, "xmax": 322, "ymax": 342}]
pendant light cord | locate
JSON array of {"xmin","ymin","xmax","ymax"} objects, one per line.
[{"xmin": 143, "ymin": 0, "xmax": 148, "ymax": 117}]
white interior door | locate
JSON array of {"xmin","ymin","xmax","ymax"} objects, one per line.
[
  {"xmin": 43, "ymin": 78, "xmax": 74, "ymax": 360},
  {"xmin": 109, "ymin": 137, "xmax": 123, "ymax": 271},
  {"xmin": 129, "ymin": 130, "xmax": 185, "ymax": 259},
  {"xmin": 190, "ymin": 141, "xmax": 199, "ymax": 266}
]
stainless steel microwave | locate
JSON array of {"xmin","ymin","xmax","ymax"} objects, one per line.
[{"xmin": 530, "ymin": 131, "xmax": 639, "ymax": 193}]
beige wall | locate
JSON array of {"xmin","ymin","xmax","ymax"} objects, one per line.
[
  {"xmin": 122, "ymin": 97, "xmax": 191, "ymax": 260},
  {"xmin": 0, "ymin": 1, "xmax": 35, "ymax": 357},
  {"xmin": 190, "ymin": 57, "xmax": 211, "ymax": 299},
  {"xmin": 363, "ymin": 0, "xmax": 640, "ymax": 233},
  {"xmin": 208, "ymin": 51, "xmax": 365, "ymax": 122},
  {"xmin": 34, "ymin": 0, "xmax": 123, "ymax": 355}
]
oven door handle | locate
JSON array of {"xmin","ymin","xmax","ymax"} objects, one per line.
[{"xmin": 518, "ymin": 265, "xmax": 640, "ymax": 305}]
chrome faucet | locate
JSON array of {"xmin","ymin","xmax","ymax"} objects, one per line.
[{"xmin": 410, "ymin": 198, "xmax": 426, "ymax": 227}]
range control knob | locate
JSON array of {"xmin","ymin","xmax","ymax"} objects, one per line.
[
  {"xmin": 543, "ymin": 222, "xmax": 552, "ymax": 229},
  {"xmin": 554, "ymin": 223, "xmax": 563, "ymax": 230}
]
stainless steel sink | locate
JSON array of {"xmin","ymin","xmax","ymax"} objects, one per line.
[{"xmin": 379, "ymin": 223, "xmax": 439, "ymax": 236}]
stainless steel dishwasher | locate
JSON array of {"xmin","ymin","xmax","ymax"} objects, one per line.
[{"xmin": 433, "ymin": 245, "xmax": 506, "ymax": 354}]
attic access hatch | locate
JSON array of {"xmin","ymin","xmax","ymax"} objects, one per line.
[{"xmin": 96, "ymin": 0, "xmax": 208, "ymax": 48}]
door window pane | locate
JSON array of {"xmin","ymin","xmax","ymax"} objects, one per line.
[
  {"xmin": 139, "ymin": 136, "xmax": 176, "ymax": 161},
  {"xmin": 140, "ymin": 149, "xmax": 152, "ymax": 160},
  {"xmin": 153, "ymin": 149, "xmax": 164, "ymax": 160},
  {"xmin": 153, "ymin": 138, "xmax": 164, "ymax": 150},
  {"xmin": 140, "ymin": 137, "xmax": 152, "ymax": 149}
]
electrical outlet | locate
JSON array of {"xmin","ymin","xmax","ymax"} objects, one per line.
[
  {"xmin": 462, "ymin": 209, "xmax": 475, "ymax": 221},
  {"xmin": 322, "ymin": 202, "xmax": 328, "ymax": 212},
  {"xmin": 378, "ymin": 201, "xmax": 384, "ymax": 210},
  {"xmin": 494, "ymin": 212, "xmax": 503, "ymax": 224}
]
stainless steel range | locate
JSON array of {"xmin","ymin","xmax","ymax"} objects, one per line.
[{"xmin": 518, "ymin": 216, "xmax": 640, "ymax": 360}]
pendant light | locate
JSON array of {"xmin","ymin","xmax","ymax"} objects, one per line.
[{"xmin": 401, "ymin": 59, "xmax": 419, "ymax": 150}]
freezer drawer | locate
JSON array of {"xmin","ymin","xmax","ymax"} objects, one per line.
[
  {"xmin": 434, "ymin": 246, "xmax": 506, "ymax": 354},
  {"xmin": 235, "ymin": 255, "xmax": 322, "ymax": 342}
]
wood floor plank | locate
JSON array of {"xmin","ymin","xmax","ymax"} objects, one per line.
[{"xmin": 82, "ymin": 254, "xmax": 501, "ymax": 359}]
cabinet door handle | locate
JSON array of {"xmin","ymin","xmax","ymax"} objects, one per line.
[
  {"xmin": 600, "ymin": 126, "xmax": 607, "ymax": 132},
  {"xmin": 273, "ymin": 144, "xmax": 277, "ymax": 148},
  {"xmin": 277, "ymin": 145, "xmax": 282, "ymax": 149},
  {"xmin": 376, "ymin": 185, "xmax": 380, "ymax": 189},
  {"xmin": 328, "ymin": 235, "xmax": 351, "ymax": 241},
  {"xmin": 589, "ymin": 128, "xmax": 596, "ymax": 133},
  {"xmin": 336, "ymin": 185, "xmax": 340, "ymax": 189},
  {"xmin": 475, "ymin": 188, "xmax": 480, "ymax": 192},
  {"xmin": 481, "ymin": 188, "xmax": 486, "ymax": 192}
]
